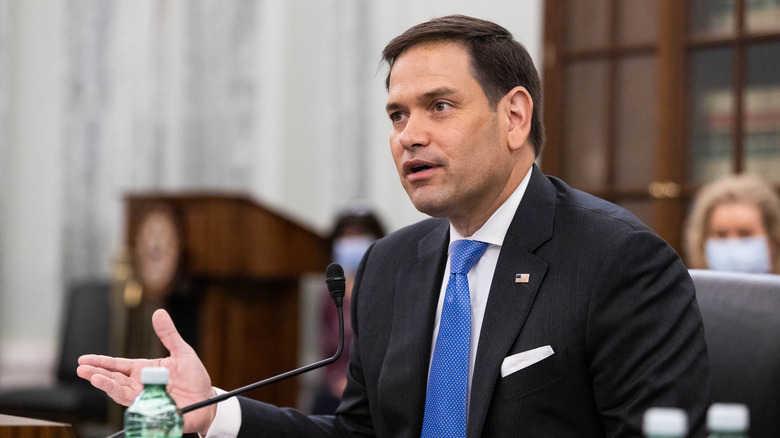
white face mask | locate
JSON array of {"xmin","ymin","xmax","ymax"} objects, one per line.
[
  {"xmin": 705, "ymin": 236, "xmax": 772, "ymax": 274},
  {"xmin": 332, "ymin": 235, "xmax": 375, "ymax": 273}
]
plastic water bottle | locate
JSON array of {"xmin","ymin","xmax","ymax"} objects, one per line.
[
  {"xmin": 643, "ymin": 407, "xmax": 688, "ymax": 438},
  {"xmin": 124, "ymin": 367, "xmax": 183, "ymax": 438},
  {"xmin": 707, "ymin": 403, "xmax": 749, "ymax": 437}
]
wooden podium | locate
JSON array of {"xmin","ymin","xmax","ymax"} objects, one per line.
[{"xmin": 123, "ymin": 193, "xmax": 328, "ymax": 407}]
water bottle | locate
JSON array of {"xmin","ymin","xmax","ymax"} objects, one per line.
[
  {"xmin": 643, "ymin": 407, "xmax": 688, "ymax": 438},
  {"xmin": 124, "ymin": 367, "xmax": 183, "ymax": 438},
  {"xmin": 707, "ymin": 403, "xmax": 749, "ymax": 437}
]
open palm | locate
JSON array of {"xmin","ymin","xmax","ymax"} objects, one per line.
[{"xmin": 77, "ymin": 309, "xmax": 218, "ymax": 435}]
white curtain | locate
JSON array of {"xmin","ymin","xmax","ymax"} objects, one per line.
[
  {"xmin": 63, "ymin": 0, "xmax": 259, "ymax": 281},
  {"xmin": 0, "ymin": 0, "xmax": 9, "ymax": 277},
  {"xmin": 60, "ymin": 0, "xmax": 379, "ymax": 283}
]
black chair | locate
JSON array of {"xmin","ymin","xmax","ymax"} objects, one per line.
[
  {"xmin": 690, "ymin": 269, "xmax": 780, "ymax": 438},
  {"xmin": 0, "ymin": 279, "xmax": 111, "ymax": 426}
]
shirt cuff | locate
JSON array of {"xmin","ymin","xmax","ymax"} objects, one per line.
[{"xmin": 202, "ymin": 388, "xmax": 242, "ymax": 438}]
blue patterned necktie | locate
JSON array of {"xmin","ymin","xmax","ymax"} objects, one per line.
[{"xmin": 421, "ymin": 239, "xmax": 489, "ymax": 438}]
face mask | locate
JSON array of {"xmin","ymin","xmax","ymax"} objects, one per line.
[
  {"xmin": 333, "ymin": 235, "xmax": 375, "ymax": 273},
  {"xmin": 705, "ymin": 236, "xmax": 772, "ymax": 274}
]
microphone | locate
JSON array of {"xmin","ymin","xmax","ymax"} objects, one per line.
[
  {"xmin": 106, "ymin": 263, "xmax": 346, "ymax": 438},
  {"xmin": 325, "ymin": 262, "xmax": 347, "ymax": 306}
]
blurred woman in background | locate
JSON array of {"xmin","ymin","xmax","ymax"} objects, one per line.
[
  {"xmin": 685, "ymin": 174, "xmax": 780, "ymax": 274},
  {"xmin": 311, "ymin": 202, "xmax": 385, "ymax": 414}
]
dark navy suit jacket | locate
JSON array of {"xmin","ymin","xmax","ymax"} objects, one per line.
[{"xmin": 236, "ymin": 165, "xmax": 711, "ymax": 437}]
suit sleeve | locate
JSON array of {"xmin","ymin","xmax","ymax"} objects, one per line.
[{"xmin": 586, "ymin": 229, "xmax": 711, "ymax": 437}]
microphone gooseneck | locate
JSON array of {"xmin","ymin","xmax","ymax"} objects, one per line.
[{"xmin": 105, "ymin": 264, "xmax": 346, "ymax": 438}]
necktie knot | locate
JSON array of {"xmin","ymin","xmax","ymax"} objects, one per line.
[{"xmin": 449, "ymin": 240, "xmax": 488, "ymax": 275}]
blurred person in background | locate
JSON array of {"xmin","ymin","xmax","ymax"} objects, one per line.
[
  {"xmin": 311, "ymin": 203, "xmax": 385, "ymax": 414},
  {"xmin": 685, "ymin": 174, "xmax": 780, "ymax": 274}
]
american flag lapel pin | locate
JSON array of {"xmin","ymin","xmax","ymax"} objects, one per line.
[{"xmin": 515, "ymin": 273, "xmax": 530, "ymax": 284}]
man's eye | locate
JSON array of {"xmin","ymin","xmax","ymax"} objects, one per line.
[
  {"xmin": 389, "ymin": 112, "xmax": 405, "ymax": 122},
  {"xmin": 433, "ymin": 102, "xmax": 450, "ymax": 112}
]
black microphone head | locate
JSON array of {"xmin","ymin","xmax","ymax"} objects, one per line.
[{"xmin": 325, "ymin": 263, "xmax": 346, "ymax": 300}]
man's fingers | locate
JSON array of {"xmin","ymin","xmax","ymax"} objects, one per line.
[
  {"xmin": 77, "ymin": 364, "xmax": 142, "ymax": 389},
  {"xmin": 78, "ymin": 354, "xmax": 147, "ymax": 375},
  {"xmin": 88, "ymin": 371, "xmax": 143, "ymax": 407},
  {"xmin": 76, "ymin": 363, "xmax": 100, "ymax": 381},
  {"xmin": 152, "ymin": 309, "xmax": 195, "ymax": 356}
]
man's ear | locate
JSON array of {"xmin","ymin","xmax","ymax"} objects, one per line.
[{"xmin": 504, "ymin": 86, "xmax": 533, "ymax": 151}]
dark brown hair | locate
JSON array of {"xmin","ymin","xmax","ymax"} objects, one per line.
[
  {"xmin": 382, "ymin": 15, "xmax": 545, "ymax": 156},
  {"xmin": 328, "ymin": 204, "xmax": 386, "ymax": 253}
]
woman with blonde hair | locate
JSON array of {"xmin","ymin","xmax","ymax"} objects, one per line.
[{"xmin": 684, "ymin": 174, "xmax": 780, "ymax": 274}]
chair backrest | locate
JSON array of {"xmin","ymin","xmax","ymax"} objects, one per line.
[
  {"xmin": 689, "ymin": 269, "xmax": 780, "ymax": 438},
  {"xmin": 57, "ymin": 280, "xmax": 111, "ymax": 383}
]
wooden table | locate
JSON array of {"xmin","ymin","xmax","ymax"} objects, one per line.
[{"xmin": 0, "ymin": 415, "xmax": 75, "ymax": 438}]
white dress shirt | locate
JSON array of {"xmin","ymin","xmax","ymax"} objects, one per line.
[
  {"xmin": 433, "ymin": 167, "xmax": 531, "ymax": 408},
  {"xmin": 204, "ymin": 167, "xmax": 533, "ymax": 438}
]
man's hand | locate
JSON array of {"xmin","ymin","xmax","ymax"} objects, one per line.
[{"xmin": 77, "ymin": 309, "xmax": 218, "ymax": 435}]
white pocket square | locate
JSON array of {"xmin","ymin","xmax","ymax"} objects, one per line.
[{"xmin": 501, "ymin": 345, "xmax": 555, "ymax": 378}]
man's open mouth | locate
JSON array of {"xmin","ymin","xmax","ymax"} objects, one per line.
[
  {"xmin": 411, "ymin": 164, "xmax": 433, "ymax": 173},
  {"xmin": 404, "ymin": 160, "xmax": 437, "ymax": 175}
]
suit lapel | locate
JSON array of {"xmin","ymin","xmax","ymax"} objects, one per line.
[
  {"xmin": 378, "ymin": 220, "xmax": 449, "ymax": 436},
  {"xmin": 468, "ymin": 166, "xmax": 556, "ymax": 437}
]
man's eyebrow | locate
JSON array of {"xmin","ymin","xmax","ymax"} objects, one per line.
[
  {"xmin": 385, "ymin": 101, "xmax": 403, "ymax": 114},
  {"xmin": 420, "ymin": 87, "xmax": 458, "ymax": 102},
  {"xmin": 386, "ymin": 87, "xmax": 460, "ymax": 114}
]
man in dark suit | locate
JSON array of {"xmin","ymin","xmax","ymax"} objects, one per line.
[{"xmin": 78, "ymin": 15, "xmax": 711, "ymax": 437}]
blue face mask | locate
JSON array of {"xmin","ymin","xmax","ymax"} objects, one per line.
[
  {"xmin": 705, "ymin": 236, "xmax": 772, "ymax": 274},
  {"xmin": 333, "ymin": 235, "xmax": 375, "ymax": 273}
]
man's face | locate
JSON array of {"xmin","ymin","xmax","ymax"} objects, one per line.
[{"xmin": 385, "ymin": 42, "xmax": 517, "ymax": 227}]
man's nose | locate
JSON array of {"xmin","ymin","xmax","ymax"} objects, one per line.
[{"xmin": 399, "ymin": 114, "xmax": 429, "ymax": 150}]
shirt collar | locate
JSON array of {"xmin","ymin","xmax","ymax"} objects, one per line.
[{"xmin": 449, "ymin": 166, "xmax": 533, "ymax": 248}]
